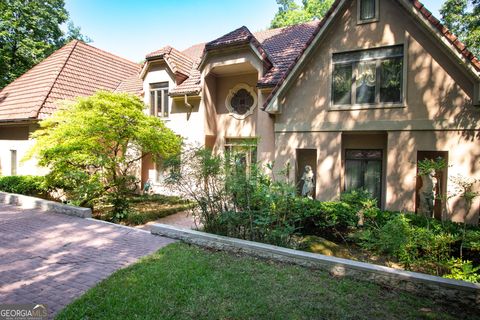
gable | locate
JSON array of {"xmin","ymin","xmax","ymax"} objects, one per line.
[
  {"xmin": 273, "ymin": 0, "xmax": 480, "ymax": 132},
  {"xmin": 265, "ymin": 0, "xmax": 480, "ymax": 113}
]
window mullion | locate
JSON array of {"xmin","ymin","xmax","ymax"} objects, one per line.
[
  {"xmin": 155, "ymin": 90, "xmax": 159, "ymax": 117},
  {"xmin": 376, "ymin": 60, "xmax": 380, "ymax": 104}
]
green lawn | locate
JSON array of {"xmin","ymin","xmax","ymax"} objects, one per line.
[{"xmin": 57, "ymin": 243, "xmax": 473, "ymax": 320}]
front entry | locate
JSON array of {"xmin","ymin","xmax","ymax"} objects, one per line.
[{"xmin": 344, "ymin": 149, "xmax": 382, "ymax": 205}]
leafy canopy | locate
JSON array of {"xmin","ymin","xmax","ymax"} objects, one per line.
[
  {"xmin": 28, "ymin": 91, "xmax": 182, "ymax": 212},
  {"xmin": 270, "ymin": 0, "xmax": 334, "ymax": 28},
  {"xmin": 440, "ymin": 0, "xmax": 480, "ymax": 57},
  {"xmin": 0, "ymin": 0, "xmax": 90, "ymax": 89}
]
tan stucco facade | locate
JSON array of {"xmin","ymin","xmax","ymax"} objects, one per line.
[{"xmin": 270, "ymin": 0, "xmax": 480, "ymax": 223}]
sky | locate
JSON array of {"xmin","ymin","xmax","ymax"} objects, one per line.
[{"xmin": 64, "ymin": 0, "xmax": 445, "ymax": 62}]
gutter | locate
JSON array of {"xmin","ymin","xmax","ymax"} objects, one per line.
[{"xmin": 0, "ymin": 118, "xmax": 37, "ymax": 124}]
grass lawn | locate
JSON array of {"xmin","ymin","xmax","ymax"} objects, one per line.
[
  {"xmin": 56, "ymin": 243, "xmax": 473, "ymax": 320},
  {"xmin": 93, "ymin": 194, "xmax": 193, "ymax": 226}
]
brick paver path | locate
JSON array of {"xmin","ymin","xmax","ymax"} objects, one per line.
[
  {"xmin": 0, "ymin": 204, "xmax": 175, "ymax": 317},
  {"xmin": 136, "ymin": 210, "xmax": 201, "ymax": 231}
]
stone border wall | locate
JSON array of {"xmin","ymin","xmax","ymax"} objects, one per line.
[
  {"xmin": 151, "ymin": 223, "xmax": 480, "ymax": 309},
  {"xmin": 0, "ymin": 191, "xmax": 91, "ymax": 218}
]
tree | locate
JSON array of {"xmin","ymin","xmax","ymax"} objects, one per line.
[
  {"xmin": 440, "ymin": 0, "xmax": 480, "ymax": 57},
  {"xmin": 28, "ymin": 91, "xmax": 182, "ymax": 218},
  {"xmin": 270, "ymin": 0, "xmax": 334, "ymax": 28},
  {"xmin": 63, "ymin": 21, "xmax": 93, "ymax": 44},
  {"xmin": 0, "ymin": 0, "xmax": 90, "ymax": 89}
]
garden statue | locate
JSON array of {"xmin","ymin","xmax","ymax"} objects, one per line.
[
  {"xmin": 143, "ymin": 178, "xmax": 153, "ymax": 195},
  {"xmin": 418, "ymin": 169, "xmax": 437, "ymax": 218},
  {"xmin": 301, "ymin": 165, "xmax": 315, "ymax": 199}
]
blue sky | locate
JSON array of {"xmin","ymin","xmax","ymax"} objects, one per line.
[{"xmin": 64, "ymin": 0, "xmax": 444, "ymax": 62}]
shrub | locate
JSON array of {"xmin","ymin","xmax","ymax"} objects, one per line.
[
  {"xmin": 0, "ymin": 175, "xmax": 49, "ymax": 196},
  {"xmin": 166, "ymin": 146, "xmax": 480, "ymax": 282},
  {"xmin": 293, "ymin": 199, "xmax": 358, "ymax": 238},
  {"xmin": 443, "ymin": 258, "xmax": 480, "ymax": 283}
]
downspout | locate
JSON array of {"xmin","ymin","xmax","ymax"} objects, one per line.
[{"xmin": 185, "ymin": 94, "xmax": 193, "ymax": 120}]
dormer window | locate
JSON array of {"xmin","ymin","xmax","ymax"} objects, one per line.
[
  {"xmin": 149, "ymin": 82, "xmax": 169, "ymax": 118},
  {"xmin": 225, "ymin": 84, "xmax": 257, "ymax": 120},
  {"xmin": 358, "ymin": 0, "xmax": 378, "ymax": 24}
]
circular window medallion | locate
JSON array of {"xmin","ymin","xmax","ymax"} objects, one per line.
[{"xmin": 225, "ymin": 83, "xmax": 257, "ymax": 120}]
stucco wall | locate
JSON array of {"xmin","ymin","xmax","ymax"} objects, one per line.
[
  {"xmin": 387, "ymin": 130, "xmax": 480, "ymax": 224},
  {"xmin": 272, "ymin": 0, "xmax": 480, "ymax": 222},
  {"xmin": 275, "ymin": 131, "xmax": 342, "ymax": 201},
  {"xmin": 276, "ymin": 0, "xmax": 478, "ymax": 131},
  {"xmin": 201, "ymin": 49, "xmax": 275, "ymax": 163},
  {"xmin": 0, "ymin": 124, "xmax": 47, "ymax": 176},
  {"xmin": 143, "ymin": 62, "xmax": 205, "ymax": 145},
  {"xmin": 142, "ymin": 61, "xmax": 205, "ymax": 191}
]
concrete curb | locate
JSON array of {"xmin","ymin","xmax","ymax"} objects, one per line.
[
  {"xmin": 0, "ymin": 191, "xmax": 92, "ymax": 218},
  {"xmin": 151, "ymin": 223, "xmax": 480, "ymax": 309}
]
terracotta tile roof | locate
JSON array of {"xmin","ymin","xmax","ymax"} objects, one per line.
[
  {"xmin": 181, "ymin": 43, "xmax": 206, "ymax": 61},
  {"xmin": 0, "ymin": 40, "xmax": 140, "ymax": 121},
  {"xmin": 256, "ymin": 21, "xmax": 320, "ymax": 87},
  {"xmin": 205, "ymin": 26, "xmax": 254, "ymax": 50},
  {"xmin": 410, "ymin": 0, "xmax": 480, "ymax": 71},
  {"xmin": 146, "ymin": 46, "xmax": 194, "ymax": 77},
  {"xmin": 157, "ymin": 21, "xmax": 322, "ymax": 96},
  {"xmin": 169, "ymin": 46, "xmax": 204, "ymax": 97},
  {"xmin": 115, "ymin": 73, "xmax": 143, "ymax": 96},
  {"xmin": 152, "ymin": 0, "xmax": 480, "ymax": 99}
]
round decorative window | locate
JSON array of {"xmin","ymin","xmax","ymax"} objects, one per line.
[{"xmin": 225, "ymin": 84, "xmax": 257, "ymax": 119}]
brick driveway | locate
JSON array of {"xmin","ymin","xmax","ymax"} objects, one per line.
[{"xmin": 0, "ymin": 204, "xmax": 175, "ymax": 317}]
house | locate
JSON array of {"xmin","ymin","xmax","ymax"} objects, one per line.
[
  {"xmin": 139, "ymin": 0, "xmax": 480, "ymax": 224},
  {"xmin": 1, "ymin": 0, "xmax": 479, "ymax": 224},
  {"xmin": 0, "ymin": 40, "xmax": 141, "ymax": 176}
]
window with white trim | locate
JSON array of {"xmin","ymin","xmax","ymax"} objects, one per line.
[
  {"xmin": 358, "ymin": 0, "xmax": 379, "ymax": 23},
  {"xmin": 332, "ymin": 45, "xmax": 404, "ymax": 107},
  {"xmin": 149, "ymin": 82, "xmax": 169, "ymax": 118}
]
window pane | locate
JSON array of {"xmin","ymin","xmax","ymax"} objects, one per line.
[
  {"xmin": 163, "ymin": 89, "xmax": 169, "ymax": 117},
  {"xmin": 156, "ymin": 91, "xmax": 163, "ymax": 117},
  {"xmin": 231, "ymin": 89, "xmax": 254, "ymax": 115},
  {"xmin": 360, "ymin": 0, "xmax": 376, "ymax": 20},
  {"xmin": 380, "ymin": 57, "xmax": 402, "ymax": 103},
  {"xmin": 332, "ymin": 64, "xmax": 352, "ymax": 105},
  {"xmin": 356, "ymin": 62, "xmax": 376, "ymax": 104},
  {"xmin": 364, "ymin": 160, "xmax": 382, "ymax": 204},
  {"xmin": 150, "ymin": 91, "xmax": 155, "ymax": 116},
  {"xmin": 345, "ymin": 160, "xmax": 363, "ymax": 191}
]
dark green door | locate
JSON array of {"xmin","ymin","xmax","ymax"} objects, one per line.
[{"xmin": 345, "ymin": 149, "xmax": 382, "ymax": 205}]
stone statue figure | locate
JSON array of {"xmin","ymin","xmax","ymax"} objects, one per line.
[
  {"xmin": 418, "ymin": 169, "xmax": 437, "ymax": 218},
  {"xmin": 301, "ymin": 165, "xmax": 315, "ymax": 199}
]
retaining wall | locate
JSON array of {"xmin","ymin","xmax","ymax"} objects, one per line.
[{"xmin": 151, "ymin": 223, "xmax": 480, "ymax": 309}]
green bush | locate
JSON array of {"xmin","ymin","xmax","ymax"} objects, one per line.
[
  {"xmin": 166, "ymin": 146, "xmax": 480, "ymax": 283},
  {"xmin": 0, "ymin": 175, "xmax": 49, "ymax": 196},
  {"xmin": 443, "ymin": 258, "xmax": 480, "ymax": 282}
]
